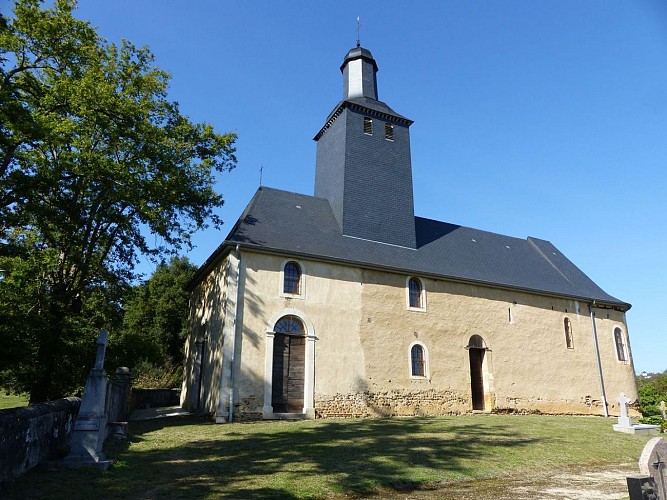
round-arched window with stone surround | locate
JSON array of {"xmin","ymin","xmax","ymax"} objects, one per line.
[
  {"xmin": 411, "ymin": 344, "xmax": 425, "ymax": 377},
  {"xmin": 407, "ymin": 277, "xmax": 426, "ymax": 310},
  {"xmin": 614, "ymin": 327, "xmax": 627, "ymax": 362},
  {"xmin": 283, "ymin": 261, "xmax": 302, "ymax": 295},
  {"xmin": 408, "ymin": 341, "xmax": 430, "ymax": 379}
]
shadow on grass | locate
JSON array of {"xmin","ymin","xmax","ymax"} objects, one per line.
[
  {"xmin": 2, "ymin": 416, "xmax": 544, "ymax": 499},
  {"xmin": 119, "ymin": 416, "xmax": 538, "ymax": 498}
]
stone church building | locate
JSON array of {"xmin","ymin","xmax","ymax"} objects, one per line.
[{"xmin": 181, "ymin": 45, "xmax": 638, "ymax": 422}]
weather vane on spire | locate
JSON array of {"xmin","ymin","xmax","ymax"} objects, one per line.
[{"xmin": 356, "ymin": 17, "xmax": 361, "ymax": 47}]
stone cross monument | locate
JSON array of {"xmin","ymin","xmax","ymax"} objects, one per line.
[
  {"xmin": 613, "ymin": 391, "xmax": 659, "ymax": 435},
  {"xmin": 64, "ymin": 330, "xmax": 113, "ymax": 469},
  {"xmin": 617, "ymin": 392, "xmax": 632, "ymax": 427}
]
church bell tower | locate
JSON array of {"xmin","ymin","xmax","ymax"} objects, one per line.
[{"xmin": 314, "ymin": 46, "xmax": 417, "ymax": 249}]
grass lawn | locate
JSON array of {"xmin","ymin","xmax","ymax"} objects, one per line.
[
  {"xmin": 0, "ymin": 393, "xmax": 29, "ymax": 410},
  {"xmin": 1, "ymin": 414, "xmax": 650, "ymax": 499}
]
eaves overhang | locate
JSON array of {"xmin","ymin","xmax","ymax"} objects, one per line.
[
  {"xmin": 313, "ymin": 100, "xmax": 414, "ymax": 141},
  {"xmin": 187, "ymin": 239, "xmax": 632, "ymax": 312}
]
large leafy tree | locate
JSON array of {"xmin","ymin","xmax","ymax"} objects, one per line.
[{"xmin": 0, "ymin": 0, "xmax": 236, "ymax": 402}]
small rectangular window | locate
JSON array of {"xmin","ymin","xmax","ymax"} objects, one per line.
[
  {"xmin": 564, "ymin": 318, "xmax": 574, "ymax": 349},
  {"xmin": 385, "ymin": 122, "xmax": 394, "ymax": 141},
  {"xmin": 363, "ymin": 117, "xmax": 373, "ymax": 135}
]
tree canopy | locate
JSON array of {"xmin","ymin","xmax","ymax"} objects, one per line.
[{"xmin": 0, "ymin": 0, "xmax": 236, "ymax": 402}]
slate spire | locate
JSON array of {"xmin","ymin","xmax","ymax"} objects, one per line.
[{"xmin": 314, "ymin": 46, "xmax": 417, "ymax": 249}]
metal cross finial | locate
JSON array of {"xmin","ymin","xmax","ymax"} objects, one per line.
[
  {"xmin": 356, "ymin": 17, "xmax": 361, "ymax": 47},
  {"xmin": 259, "ymin": 164, "xmax": 263, "ymax": 187}
]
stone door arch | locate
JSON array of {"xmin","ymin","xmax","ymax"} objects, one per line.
[
  {"xmin": 271, "ymin": 316, "xmax": 306, "ymax": 413},
  {"xmin": 263, "ymin": 308, "xmax": 316, "ymax": 418}
]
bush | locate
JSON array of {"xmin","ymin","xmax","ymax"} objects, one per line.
[
  {"xmin": 132, "ymin": 360, "xmax": 182, "ymax": 389},
  {"xmin": 637, "ymin": 370, "xmax": 667, "ymax": 433}
]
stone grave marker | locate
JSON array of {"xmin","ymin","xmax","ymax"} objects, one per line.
[
  {"xmin": 627, "ymin": 437, "xmax": 667, "ymax": 500},
  {"xmin": 613, "ymin": 392, "xmax": 659, "ymax": 435},
  {"xmin": 64, "ymin": 330, "xmax": 113, "ymax": 469},
  {"xmin": 660, "ymin": 401, "xmax": 666, "ymax": 421}
]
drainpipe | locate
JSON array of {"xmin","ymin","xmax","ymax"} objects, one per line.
[
  {"xmin": 228, "ymin": 244, "xmax": 242, "ymax": 423},
  {"xmin": 589, "ymin": 302, "xmax": 609, "ymax": 417}
]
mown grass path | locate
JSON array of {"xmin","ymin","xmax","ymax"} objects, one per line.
[{"xmin": 1, "ymin": 414, "xmax": 650, "ymax": 499}]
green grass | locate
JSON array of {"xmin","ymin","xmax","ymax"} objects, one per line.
[
  {"xmin": 0, "ymin": 393, "xmax": 29, "ymax": 410},
  {"xmin": 1, "ymin": 415, "xmax": 650, "ymax": 499}
]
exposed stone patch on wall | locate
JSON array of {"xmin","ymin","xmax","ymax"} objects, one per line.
[
  {"xmin": 0, "ymin": 397, "xmax": 80, "ymax": 484},
  {"xmin": 234, "ymin": 397, "xmax": 263, "ymax": 422},
  {"xmin": 315, "ymin": 389, "xmax": 470, "ymax": 418},
  {"xmin": 492, "ymin": 395, "xmax": 641, "ymax": 417},
  {"xmin": 310, "ymin": 391, "xmax": 635, "ymax": 419}
]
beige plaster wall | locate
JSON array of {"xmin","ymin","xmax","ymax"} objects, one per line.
[
  {"xmin": 189, "ymin": 249, "xmax": 637, "ymax": 420},
  {"xmin": 181, "ymin": 255, "xmax": 230, "ymax": 414},
  {"xmin": 232, "ymin": 251, "xmax": 365, "ymax": 417},
  {"xmin": 357, "ymin": 270, "xmax": 638, "ymax": 417}
]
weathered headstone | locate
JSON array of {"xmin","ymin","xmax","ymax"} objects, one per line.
[
  {"xmin": 64, "ymin": 330, "xmax": 113, "ymax": 469},
  {"xmin": 613, "ymin": 392, "xmax": 660, "ymax": 435},
  {"xmin": 660, "ymin": 401, "xmax": 666, "ymax": 421},
  {"xmin": 635, "ymin": 437, "xmax": 667, "ymax": 500},
  {"xmin": 618, "ymin": 392, "xmax": 632, "ymax": 427},
  {"xmin": 626, "ymin": 475, "xmax": 658, "ymax": 500}
]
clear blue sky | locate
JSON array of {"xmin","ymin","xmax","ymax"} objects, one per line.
[{"xmin": 21, "ymin": 1, "xmax": 667, "ymax": 373}]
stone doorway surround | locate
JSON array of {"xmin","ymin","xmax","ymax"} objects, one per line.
[
  {"xmin": 263, "ymin": 308, "xmax": 316, "ymax": 419},
  {"xmin": 466, "ymin": 334, "xmax": 495, "ymax": 412}
]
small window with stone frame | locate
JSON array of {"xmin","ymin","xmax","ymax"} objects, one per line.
[
  {"xmin": 614, "ymin": 327, "xmax": 627, "ymax": 362},
  {"xmin": 408, "ymin": 277, "xmax": 423, "ymax": 309},
  {"xmin": 564, "ymin": 317, "xmax": 574, "ymax": 349}
]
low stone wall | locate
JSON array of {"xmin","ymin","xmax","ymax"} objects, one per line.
[
  {"xmin": 0, "ymin": 397, "xmax": 81, "ymax": 484},
  {"xmin": 131, "ymin": 388, "xmax": 180, "ymax": 410}
]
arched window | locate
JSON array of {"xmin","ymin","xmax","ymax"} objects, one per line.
[
  {"xmin": 564, "ymin": 317, "xmax": 574, "ymax": 349},
  {"xmin": 411, "ymin": 344, "xmax": 425, "ymax": 377},
  {"xmin": 614, "ymin": 327, "xmax": 627, "ymax": 362},
  {"xmin": 283, "ymin": 261, "xmax": 301, "ymax": 295},
  {"xmin": 408, "ymin": 277, "xmax": 423, "ymax": 309},
  {"xmin": 274, "ymin": 315, "xmax": 304, "ymax": 335}
]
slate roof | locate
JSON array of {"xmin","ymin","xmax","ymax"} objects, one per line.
[{"xmin": 193, "ymin": 187, "xmax": 629, "ymax": 310}]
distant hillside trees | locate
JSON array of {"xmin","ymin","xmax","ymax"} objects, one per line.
[
  {"xmin": 0, "ymin": 0, "xmax": 235, "ymax": 402},
  {"xmin": 637, "ymin": 370, "xmax": 667, "ymax": 430},
  {"xmin": 110, "ymin": 257, "xmax": 197, "ymax": 386}
]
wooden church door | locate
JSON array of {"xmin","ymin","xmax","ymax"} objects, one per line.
[{"xmin": 271, "ymin": 316, "xmax": 306, "ymax": 413}]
